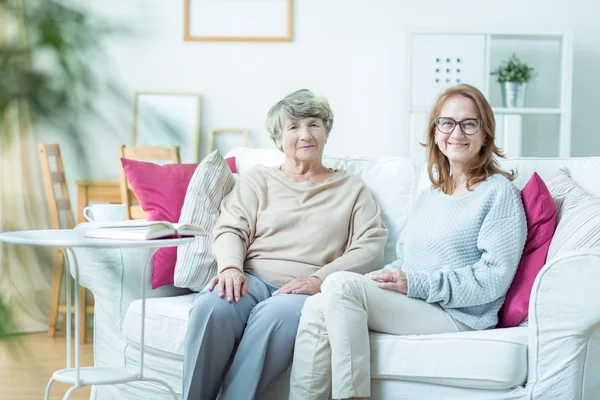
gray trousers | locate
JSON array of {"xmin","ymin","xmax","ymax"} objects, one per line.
[{"xmin": 182, "ymin": 271, "xmax": 308, "ymax": 400}]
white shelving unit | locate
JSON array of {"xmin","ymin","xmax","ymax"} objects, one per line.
[
  {"xmin": 492, "ymin": 108, "xmax": 562, "ymax": 115},
  {"xmin": 406, "ymin": 28, "xmax": 573, "ymax": 164}
]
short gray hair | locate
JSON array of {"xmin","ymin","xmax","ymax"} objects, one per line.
[{"xmin": 265, "ymin": 89, "xmax": 334, "ymax": 141}]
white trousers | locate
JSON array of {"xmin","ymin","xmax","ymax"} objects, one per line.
[{"xmin": 289, "ymin": 271, "xmax": 471, "ymax": 400}]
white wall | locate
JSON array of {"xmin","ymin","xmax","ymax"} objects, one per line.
[{"xmin": 37, "ymin": 0, "xmax": 600, "ymax": 206}]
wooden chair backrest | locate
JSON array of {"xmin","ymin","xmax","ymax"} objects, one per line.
[
  {"xmin": 38, "ymin": 143, "xmax": 75, "ymax": 229},
  {"xmin": 118, "ymin": 145, "xmax": 181, "ymax": 220}
]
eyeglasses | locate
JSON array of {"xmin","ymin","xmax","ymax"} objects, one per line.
[{"xmin": 435, "ymin": 117, "xmax": 482, "ymax": 135}]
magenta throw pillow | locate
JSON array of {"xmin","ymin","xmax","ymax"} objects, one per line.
[
  {"xmin": 225, "ymin": 157, "xmax": 238, "ymax": 173},
  {"xmin": 121, "ymin": 158, "xmax": 199, "ymax": 289},
  {"xmin": 498, "ymin": 172, "xmax": 557, "ymax": 328}
]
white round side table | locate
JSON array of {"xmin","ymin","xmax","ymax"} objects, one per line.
[{"xmin": 0, "ymin": 229, "xmax": 194, "ymax": 400}]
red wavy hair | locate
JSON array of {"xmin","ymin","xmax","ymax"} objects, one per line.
[{"xmin": 424, "ymin": 84, "xmax": 516, "ymax": 194}]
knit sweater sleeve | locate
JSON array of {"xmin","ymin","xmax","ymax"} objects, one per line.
[
  {"xmin": 212, "ymin": 169, "xmax": 260, "ymax": 273},
  {"xmin": 310, "ymin": 182, "xmax": 388, "ymax": 281},
  {"xmin": 404, "ymin": 186, "xmax": 527, "ymax": 308}
]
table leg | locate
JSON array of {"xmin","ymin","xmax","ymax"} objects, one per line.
[
  {"xmin": 44, "ymin": 378, "xmax": 54, "ymax": 400},
  {"xmin": 64, "ymin": 249, "xmax": 72, "ymax": 370},
  {"xmin": 79, "ymin": 286, "xmax": 87, "ymax": 344},
  {"xmin": 139, "ymin": 248, "xmax": 159, "ymax": 378},
  {"xmin": 43, "ymin": 244, "xmax": 181, "ymax": 399},
  {"xmin": 62, "ymin": 385, "xmax": 81, "ymax": 400},
  {"xmin": 65, "ymin": 248, "xmax": 81, "ymax": 384},
  {"xmin": 140, "ymin": 376, "xmax": 178, "ymax": 400},
  {"xmin": 138, "ymin": 248, "xmax": 178, "ymax": 398}
]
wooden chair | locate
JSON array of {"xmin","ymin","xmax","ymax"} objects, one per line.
[
  {"xmin": 38, "ymin": 143, "xmax": 93, "ymax": 344},
  {"xmin": 118, "ymin": 145, "xmax": 181, "ymax": 220}
]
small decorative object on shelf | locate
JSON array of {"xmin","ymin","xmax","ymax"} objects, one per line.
[{"xmin": 491, "ymin": 53, "xmax": 535, "ymax": 108}]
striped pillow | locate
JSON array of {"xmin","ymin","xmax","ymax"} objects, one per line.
[
  {"xmin": 546, "ymin": 167, "xmax": 600, "ymax": 260},
  {"xmin": 174, "ymin": 151, "xmax": 236, "ymax": 291}
]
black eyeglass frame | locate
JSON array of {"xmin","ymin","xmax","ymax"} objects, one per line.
[{"xmin": 434, "ymin": 117, "xmax": 483, "ymax": 135}]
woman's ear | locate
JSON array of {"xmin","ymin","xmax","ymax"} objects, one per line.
[
  {"xmin": 433, "ymin": 131, "xmax": 441, "ymax": 146},
  {"xmin": 274, "ymin": 137, "xmax": 283, "ymax": 151}
]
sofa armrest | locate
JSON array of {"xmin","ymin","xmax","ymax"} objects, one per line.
[
  {"xmin": 527, "ymin": 247, "xmax": 600, "ymax": 399},
  {"xmin": 72, "ymin": 224, "xmax": 190, "ymax": 332}
]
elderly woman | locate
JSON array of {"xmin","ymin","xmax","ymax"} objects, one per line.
[
  {"xmin": 289, "ymin": 83, "xmax": 528, "ymax": 400},
  {"xmin": 182, "ymin": 89, "xmax": 388, "ymax": 400}
]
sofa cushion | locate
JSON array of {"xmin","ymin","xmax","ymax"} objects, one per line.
[
  {"xmin": 120, "ymin": 158, "xmax": 199, "ymax": 289},
  {"xmin": 225, "ymin": 147, "xmax": 284, "ymax": 175},
  {"xmin": 174, "ymin": 151, "xmax": 236, "ymax": 291},
  {"xmin": 498, "ymin": 173, "xmax": 556, "ymax": 328},
  {"xmin": 499, "ymin": 157, "xmax": 600, "ymax": 196},
  {"xmin": 123, "ymin": 296, "xmax": 527, "ymax": 390},
  {"xmin": 546, "ymin": 167, "xmax": 600, "ymax": 260},
  {"xmin": 123, "ymin": 294, "xmax": 196, "ymax": 357},
  {"xmin": 370, "ymin": 327, "xmax": 528, "ymax": 390},
  {"xmin": 225, "ymin": 156, "xmax": 238, "ymax": 173},
  {"xmin": 322, "ymin": 156, "xmax": 418, "ymax": 264}
]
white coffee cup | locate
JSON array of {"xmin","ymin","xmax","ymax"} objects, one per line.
[{"xmin": 83, "ymin": 204, "xmax": 127, "ymax": 223}]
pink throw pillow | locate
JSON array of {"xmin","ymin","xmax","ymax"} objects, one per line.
[
  {"xmin": 225, "ymin": 157, "xmax": 238, "ymax": 173},
  {"xmin": 121, "ymin": 158, "xmax": 198, "ymax": 289},
  {"xmin": 498, "ymin": 173, "xmax": 557, "ymax": 327}
]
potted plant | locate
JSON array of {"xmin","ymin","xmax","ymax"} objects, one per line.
[
  {"xmin": 0, "ymin": 0, "xmax": 123, "ymax": 347},
  {"xmin": 491, "ymin": 53, "xmax": 535, "ymax": 108},
  {"xmin": 1, "ymin": 1, "xmax": 184, "ymax": 351}
]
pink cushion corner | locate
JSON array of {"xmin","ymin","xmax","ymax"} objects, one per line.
[
  {"xmin": 498, "ymin": 172, "xmax": 557, "ymax": 328},
  {"xmin": 225, "ymin": 157, "xmax": 237, "ymax": 174},
  {"xmin": 120, "ymin": 158, "xmax": 198, "ymax": 289}
]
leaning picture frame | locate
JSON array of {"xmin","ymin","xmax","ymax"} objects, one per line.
[
  {"xmin": 184, "ymin": 0, "xmax": 293, "ymax": 42},
  {"xmin": 208, "ymin": 128, "xmax": 250, "ymax": 154},
  {"xmin": 132, "ymin": 92, "xmax": 202, "ymax": 163}
]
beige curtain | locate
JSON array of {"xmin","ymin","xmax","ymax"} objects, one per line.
[{"xmin": 0, "ymin": 1, "xmax": 54, "ymax": 334}]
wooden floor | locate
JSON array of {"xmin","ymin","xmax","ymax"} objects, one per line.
[{"xmin": 0, "ymin": 331, "xmax": 94, "ymax": 400}]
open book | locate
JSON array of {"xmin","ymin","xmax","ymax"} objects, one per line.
[{"xmin": 84, "ymin": 220, "xmax": 206, "ymax": 241}]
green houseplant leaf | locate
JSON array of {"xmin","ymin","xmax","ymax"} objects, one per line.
[
  {"xmin": 0, "ymin": 295, "xmax": 26, "ymax": 357},
  {"xmin": 0, "ymin": 0, "xmax": 127, "ymax": 345},
  {"xmin": 0, "ymin": 1, "xmax": 184, "ymax": 349},
  {"xmin": 490, "ymin": 53, "xmax": 535, "ymax": 84}
]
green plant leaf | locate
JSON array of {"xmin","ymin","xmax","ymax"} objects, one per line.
[{"xmin": 490, "ymin": 53, "xmax": 535, "ymax": 84}]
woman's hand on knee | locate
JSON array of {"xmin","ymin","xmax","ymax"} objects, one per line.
[
  {"xmin": 366, "ymin": 268, "xmax": 408, "ymax": 294},
  {"xmin": 208, "ymin": 268, "xmax": 248, "ymax": 303},
  {"xmin": 273, "ymin": 277, "xmax": 322, "ymax": 296}
]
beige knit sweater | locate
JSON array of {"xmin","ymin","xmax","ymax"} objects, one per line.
[{"xmin": 212, "ymin": 165, "xmax": 388, "ymax": 287}]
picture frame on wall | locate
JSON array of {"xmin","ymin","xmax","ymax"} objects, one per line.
[
  {"xmin": 208, "ymin": 128, "xmax": 250, "ymax": 155},
  {"xmin": 183, "ymin": 0, "xmax": 293, "ymax": 42},
  {"xmin": 132, "ymin": 91, "xmax": 202, "ymax": 163}
]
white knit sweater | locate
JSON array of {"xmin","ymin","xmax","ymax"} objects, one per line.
[{"xmin": 385, "ymin": 174, "xmax": 527, "ymax": 330}]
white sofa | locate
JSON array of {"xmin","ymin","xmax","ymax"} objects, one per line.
[{"xmin": 75, "ymin": 148, "xmax": 600, "ymax": 400}]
